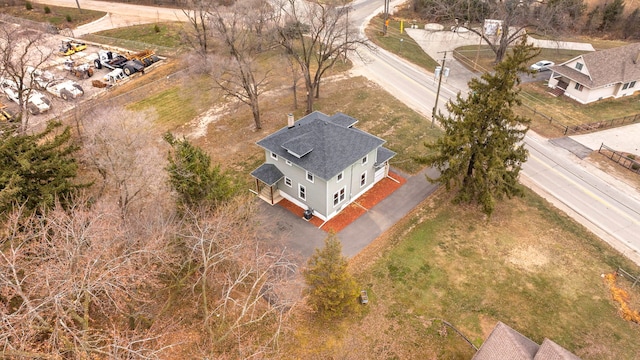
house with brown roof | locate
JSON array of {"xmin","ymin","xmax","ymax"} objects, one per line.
[
  {"xmin": 472, "ymin": 322, "xmax": 581, "ymax": 360},
  {"xmin": 548, "ymin": 42, "xmax": 640, "ymax": 104},
  {"xmin": 250, "ymin": 112, "xmax": 395, "ymax": 221}
]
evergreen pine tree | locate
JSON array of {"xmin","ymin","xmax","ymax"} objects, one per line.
[
  {"xmin": 303, "ymin": 233, "xmax": 358, "ymax": 319},
  {"xmin": 163, "ymin": 132, "xmax": 236, "ymax": 210},
  {"xmin": 0, "ymin": 121, "xmax": 84, "ymax": 214},
  {"xmin": 422, "ymin": 38, "xmax": 539, "ymax": 216}
]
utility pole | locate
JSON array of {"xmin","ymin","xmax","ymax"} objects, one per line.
[
  {"xmin": 383, "ymin": 0, "xmax": 390, "ymax": 35},
  {"xmin": 432, "ymin": 51, "xmax": 446, "ymax": 128}
]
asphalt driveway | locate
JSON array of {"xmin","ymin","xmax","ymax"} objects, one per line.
[{"xmin": 256, "ymin": 166, "xmax": 440, "ymax": 260}]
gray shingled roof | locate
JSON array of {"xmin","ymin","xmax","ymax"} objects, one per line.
[
  {"xmin": 472, "ymin": 322, "xmax": 540, "ymax": 360},
  {"xmin": 553, "ymin": 43, "xmax": 640, "ymax": 88},
  {"xmin": 376, "ymin": 147, "xmax": 396, "ymax": 166},
  {"xmin": 534, "ymin": 339, "xmax": 582, "ymax": 360},
  {"xmin": 256, "ymin": 111, "xmax": 385, "ymax": 181},
  {"xmin": 473, "ymin": 322, "xmax": 582, "ymax": 360},
  {"xmin": 250, "ymin": 163, "xmax": 284, "ymax": 186}
]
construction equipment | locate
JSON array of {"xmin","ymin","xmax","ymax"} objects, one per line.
[
  {"xmin": 126, "ymin": 49, "xmax": 161, "ymax": 67},
  {"xmin": 28, "ymin": 67, "xmax": 84, "ymax": 101},
  {"xmin": 0, "ymin": 102, "xmax": 15, "ymax": 122},
  {"xmin": 103, "ymin": 68, "xmax": 129, "ymax": 85},
  {"xmin": 64, "ymin": 59, "xmax": 94, "ymax": 79},
  {"xmin": 0, "ymin": 77, "xmax": 51, "ymax": 115},
  {"xmin": 59, "ymin": 39, "xmax": 87, "ymax": 56},
  {"xmin": 94, "ymin": 50, "xmax": 144, "ymax": 76}
]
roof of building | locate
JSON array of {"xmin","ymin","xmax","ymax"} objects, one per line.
[
  {"xmin": 472, "ymin": 322, "xmax": 539, "ymax": 360},
  {"xmin": 472, "ymin": 322, "xmax": 581, "ymax": 360},
  {"xmin": 534, "ymin": 339, "xmax": 582, "ymax": 360},
  {"xmin": 256, "ymin": 111, "xmax": 387, "ymax": 180},
  {"xmin": 250, "ymin": 163, "xmax": 284, "ymax": 186},
  {"xmin": 553, "ymin": 42, "xmax": 640, "ymax": 88}
]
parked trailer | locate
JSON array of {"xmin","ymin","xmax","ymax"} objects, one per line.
[{"xmin": 126, "ymin": 49, "xmax": 161, "ymax": 67}]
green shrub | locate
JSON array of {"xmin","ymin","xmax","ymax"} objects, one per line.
[
  {"xmin": 628, "ymin": 154, "xmax": 636, "ymax": 160},
  {"xmin": 25, "ymin": 1, "xmax": 32, "ymax": 10},
  {"xmin": 44, "ymin": 6, "xmax": 51, "ymax": 14},
  {"xmin": 632, "ymin": 163, "xmax": 640, "ymax": 171},
  {"xmin": 154, "ymin": 24, "xmax": 160, "ymax": 33},
  {"xmin": 65, "ymin": 14, "xmax": 72, "ymax": 22}
]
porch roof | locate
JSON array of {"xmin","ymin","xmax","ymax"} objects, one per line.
[
  {"xmin": 375, "ymin": 146, "xmax": 396, "ymax": 166},
  {"xmin": 251, "ymin": 163, "xmax": 284, "ymax": 186}
]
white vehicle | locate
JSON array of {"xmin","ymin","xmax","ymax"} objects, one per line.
[
  {"xmin": 103, "ymin": 68, "xmax": 129, "ymax": 85},
  {"xmin": 28, "ymin": 67, "xmax": 84, "ymax": 101},
  {"xmin": 530, "ymin": 60, "xmax": 555, "ymax": 72},
  {"xmin": 0, "ymin": 77, "xmax": 51, "ymax": 115}
]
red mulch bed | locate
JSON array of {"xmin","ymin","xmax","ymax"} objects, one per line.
[{"xmin": 277, "ymin": 172, "xmax": 407, "ymax": 233}]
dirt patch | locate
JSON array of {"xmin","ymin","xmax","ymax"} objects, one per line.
[{"xmin": 508, "ymin": 245, "xmax": 549, "ymax": 271}]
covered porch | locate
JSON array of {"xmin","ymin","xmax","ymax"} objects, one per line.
[{"xmin": 250, "ymin": 163, "xmax": 284, "ymax": 205}]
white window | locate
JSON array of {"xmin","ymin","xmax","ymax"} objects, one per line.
[
  {"xmin": 337, "ymin": 171, "xmax": 344, "ymax": 183},
  {"xmin": 270, "ymin": 152, "xmax": 278, "ymax": 160},
  {"xmin": 306, "ymin": 171, "xmax": 314, "ymax": 183},
  {"xmin": 575, "ymin": 62, "xmax": 583, "ymax": 71},
  {"xmin": 362, "ymin": 155, "xmax": 368, "ymax": 165},
  {"xmin": 284, "ymin": 177, "xmax": 292, "ymax": 187},
  {"xmin": 360, "ymin": 172, "xmax": 367, "ymax": 187},
  {"xmin": 574, "ymin": 83, "xmax": 583, "ymax": 91},
  {"xmin": 623, "ymin": 83, "xmax": 630, "ymax": 90},
  {"xmin": 298, "ymin": 184, "xmax": 306, "ymax": 200},
  {"xmin": 285, "ymin": 159, "xmax": 292, "ymax": 166},
  {"xmin": 623, "ymin": 81, "xmax": 635, "ymax": 90},
  {"xmin": 333, "ymin": 187, "xmax": 346, "ymax": 207},
  {"xmin": 631, "ymin": 81, "xmax": 637, "ymax": 88}
]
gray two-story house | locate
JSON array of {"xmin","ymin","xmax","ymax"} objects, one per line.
[{"xmin": 251, "ymin": 111, "xmax": 396, "ymax": 221}]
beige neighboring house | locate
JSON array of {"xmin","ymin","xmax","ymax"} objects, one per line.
[
  {"xmin": 548, "ymin": 43, "xmax": 640, "ymax": 104},
  {"xmin": 472, "ymin": 322, "xmax": 581, "ymax": 360}
]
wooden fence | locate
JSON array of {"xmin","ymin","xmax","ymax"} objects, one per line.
[
  {"xmin": 598, "ymin": 143, "xmax": 640, "ymax": 175},
  {"xmin": 521, "ymin": 103, "xmax": 640, "ymax": 136},
  {"xmin": 565, "ymin": 114, "xmax": 640, "ymax": 135}
]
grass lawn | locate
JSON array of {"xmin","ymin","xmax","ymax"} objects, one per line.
[
  {"xmin": 84, "ymin": 22, "xmax": 186, "ymax": 51},
  {"xmin": 282, "ymin": 188, "xmax": 640, "ymax": 359},
  {"xmin": 518, "ymin": 82, "xmax": 640, "ymax": 137},
  {"xmin": 366, "ymin": 15, "xmax": 440, "ymax": 72},
  {"xmin": 2, "ymin": 3, "xmax": 105, "ymax": 28}
]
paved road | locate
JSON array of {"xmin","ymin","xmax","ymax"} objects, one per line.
[
  {"xmin": 350, "ymin": 3, "xmax": 640, "ymax": 264},
  {"xmin": 30, "ymin": 0, "xmax": 188, "ymax": 36},
  {"xmin": 28, "ymin": 0, "xmax": 640, "ymax": 264}
]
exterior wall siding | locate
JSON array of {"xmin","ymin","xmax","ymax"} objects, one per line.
[{"xmin": 263, "ymin": 146, "xmax": 387, "ymax": 221}]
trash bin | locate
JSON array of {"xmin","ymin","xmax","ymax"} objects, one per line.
[{"xmin": 303, "ymin": 208, "xmax": 313, "ymax": 220}]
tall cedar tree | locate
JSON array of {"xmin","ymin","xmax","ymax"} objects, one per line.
[
  {"xmin": 423, "ymin": 38, "xmax": 538, "ymax": 216},
  {"xmin": 164, "ymin": 132, "xmax": 236, "ymax": 210},
  {"xmin": 0, "ymin": 122, "xmax": 84, "ymax": 214},
  {"xmin": 303, "ymin": 233, "xmax": 358, "ymax": 319}
]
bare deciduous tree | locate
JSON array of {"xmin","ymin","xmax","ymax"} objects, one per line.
[
  {"xmin": 181, "ymin": 0, "xmax": 211, "ymax": 55},
  {"xmin": 177, "ymin": 196, "xmax": 298, "ymax": 357},
  {"xmin": 81, "ymin": 107, "xmax": 168, "ymax": 220},
  {"xmin": 208, "ymin": 0, "xmax": 274, "ymax": 130},
  {"xmin": 0, "ymin": 23, "xmax": 53, "ymax": 133},
  {"xmin": 275, "ymin": 0, "xmax": 368, "ymax": 114},
  {"xmin": 0, "ymin": 198, "xmax": 175, "ymax": 358},
  {"xmin": 414, "ymin": 0, "xmax": 584, "ymax": 63}
]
